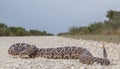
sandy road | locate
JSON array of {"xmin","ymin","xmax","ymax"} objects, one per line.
[{"xmin": 0, "ymin": 36, "xmax": 120, "ymax": 69}]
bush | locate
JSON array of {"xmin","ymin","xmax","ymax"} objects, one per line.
[
  {"xmin": 58, "ymin": 10, "xmax": 120, "ymax": 35},
  {"xmin": 0, "ymin": 23, "xmax": 54, "ymax": 36}
]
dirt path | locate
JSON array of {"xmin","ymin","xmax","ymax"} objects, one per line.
[{"xmin": 0, "ymin": 36, "xmax": 120, "ymax": 69}]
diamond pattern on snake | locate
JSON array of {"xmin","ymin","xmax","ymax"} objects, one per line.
[{"xmin": 8, "ymin": 43, "xmax": 110, "ymax": 65}]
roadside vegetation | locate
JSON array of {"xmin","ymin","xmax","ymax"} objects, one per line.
[
  {"xmin": 1, "ymin": 10, "xmax": 120, "ymax": 43},
  {"xmin": 57, "ymin": 10, "xmax": 120, "ymax": 43},
  {"xmin": 0, "ymin": 23, "xmax": 54, "ymax": 36},
  {"xmin": 62, "ymin": 35, "xmax": 120, "ymax": 44}
]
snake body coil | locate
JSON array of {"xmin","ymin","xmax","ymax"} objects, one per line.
[{"xmin": 8, "ymin": 43, "xmax": 110, "ymax": 65}]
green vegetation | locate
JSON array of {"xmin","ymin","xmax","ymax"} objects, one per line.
[
  {"xmin": 58, "ymin": 10, "xmax": 120, "ymax": 35},
  {"xmin": 1, "ymin": 10, "xmax": 120, "ymax": 43},
  {"xmin": 62, "ymin": 35, "xmax": 120, "ymax": 44},
  {"xmin": 0, "ymin": 23, "xmax": 54, "ymax": 36},
  {"xmin": 57, "ymin": 10, "xmax": 120, "ymax": 43}
]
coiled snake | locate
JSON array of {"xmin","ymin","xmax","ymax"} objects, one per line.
[{"xmin": 8, "ymin": 43, "xmax": 110, "ymax": 65}]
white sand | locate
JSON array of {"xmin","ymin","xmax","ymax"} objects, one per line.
[{"xmin": 0, "ymin": 36, "xmax": 120, "ymax": 69}]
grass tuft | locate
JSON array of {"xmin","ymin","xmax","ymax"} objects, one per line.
[{"xmin": 62, "ymin": 35, "xmax": 120, "ymax": 44}]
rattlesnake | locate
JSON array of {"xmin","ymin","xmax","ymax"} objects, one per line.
[
  {"xmin": 8, "ymin": 43, "xmax": 110, "ymax": 65},
  {"xmin": 8, "ymin": 43, "xmax": 37, "ymax": 58}
]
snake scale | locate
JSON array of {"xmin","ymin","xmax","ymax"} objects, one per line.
[{"xmin": 8, "ymin": 43, "xmax": 110, "ymax": 65}]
